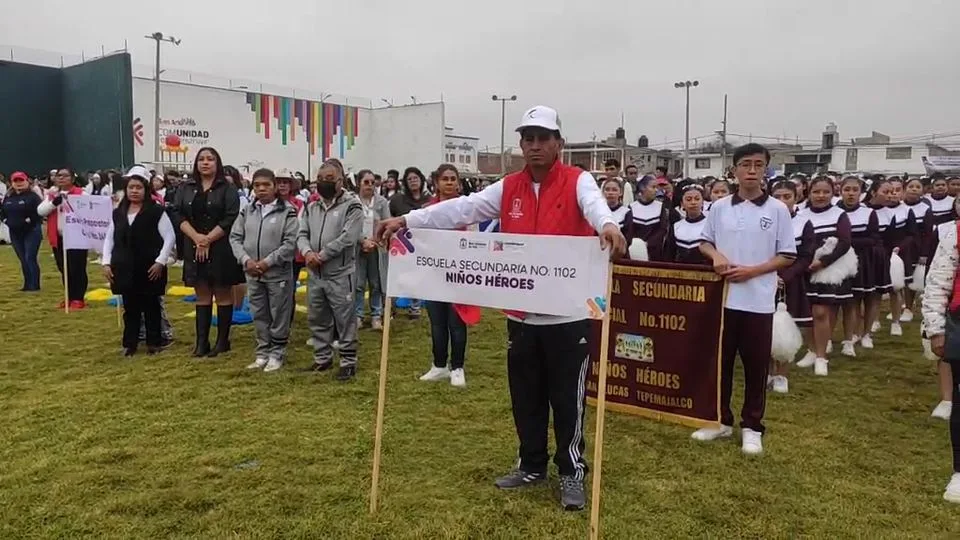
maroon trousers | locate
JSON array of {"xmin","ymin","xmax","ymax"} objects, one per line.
[{"xmin": 719, "ymin": 308, "xmax": 773, "ymax": 433}]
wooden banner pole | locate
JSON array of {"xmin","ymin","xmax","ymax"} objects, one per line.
[
  {"xmin": 62, "ymin": 243, "xmax": 70, "ymax": 314},
  {"xmin": 369, "ymin": 297, "xmax": 393, "ymax": 514},
  {"xmin": 588, "ymin": 266, "xmax": 615, "ymax": 540}
]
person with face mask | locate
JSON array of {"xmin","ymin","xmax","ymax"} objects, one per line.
[{"xmin": 298, "ymin": 159, "xmax": 364, "ymax": 381}]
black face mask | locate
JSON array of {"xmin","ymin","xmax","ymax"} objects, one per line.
[{"xmin": 317, "ymin": 182, "xmax": 338, "ymax": 199}]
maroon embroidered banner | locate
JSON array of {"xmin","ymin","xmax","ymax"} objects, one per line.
[{"xmin": 587, "ymin": 261, "xmax": 726, "ymax": 428}]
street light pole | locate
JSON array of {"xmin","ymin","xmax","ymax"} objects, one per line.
[
  {"xmin": 674, "ymin": 80, "xmax": 699, "ymax": 178},
  {"xmin": 492, "ymin": 94, "xmax": 517, "ymax": 176},
  {"xmin": 145, "ymin": 32, "xmax": 181, "ymax": 164}
]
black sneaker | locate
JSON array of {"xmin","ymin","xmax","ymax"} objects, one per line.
[
  {"xmin": 147, "ymin": 346, "xmax": 162, "ymax": 355},
  {"xmin": 336, "ymin": 366, "xmax": 356, "ymax": 381},
  {"xmin": 494, "ymin": 469, "xmax": 546, "ymax": 489},
  {"xmin": 302, "ymin": 361, "xmax": 333, "ymax": 373},
  {"xmin": 122, "ymin": 347, "xmax": 137, "ymax": 357},
  {"xmin": 559, "ymin": 475, "xmax": 585, "ymax": 511}
]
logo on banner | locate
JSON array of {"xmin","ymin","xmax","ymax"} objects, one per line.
[
  {"xmin": 492, "ymin": 241, "xmax": 503, "ymax": 251},
  {"xmin": 390, "ymin": 228, "xmax": 415, "ymax": 256},
  {"xmin": 459, "ymin": 238, "xmax": 468, "ymax": 250},
  {"xmin": 586, "ymin": 296, "xmax": 606, "ymax": 319},
  {"xmin": 615, "ymin": 333, "xmax": 655, "ymax": 363},
  {"xmin": 509, "ymin": 198, "xmax": 523, "ymax": 219}
]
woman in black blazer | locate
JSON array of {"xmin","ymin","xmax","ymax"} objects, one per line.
[{"xmin": 170, "ymin": 147, "xmax": 244, "ymax": 357}]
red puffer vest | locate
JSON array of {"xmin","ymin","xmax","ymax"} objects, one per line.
[
  {"xmin": 499, "ymin": 160, "xmax": 595, "ymax": 237},
  {"xmin": 499, "ymin": 160, "xmax": 595, "ymax": 319}
]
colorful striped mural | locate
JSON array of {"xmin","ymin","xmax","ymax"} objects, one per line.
[{"xmin": 245, "ymin": 92, "xmax": 360, "ymax": 159}]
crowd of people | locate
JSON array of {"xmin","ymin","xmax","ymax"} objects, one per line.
[
  {"xmin": 3, "ymin": 103, "xmax": 960, "ymax": 508},
  {"xmin": 0, "ymin": 151, "xmax": 499, "ymax": 386}
]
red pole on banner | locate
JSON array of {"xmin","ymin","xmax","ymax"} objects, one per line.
[{"xmin": 589, "ymin": 266, "xmax": 614, "ymax": 540}]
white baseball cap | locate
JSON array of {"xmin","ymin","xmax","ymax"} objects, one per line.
[
  {"xmin": 124, "ymin": 165, "xmax": 150, "ymax": 180},
  {"xmin": 516, "ymin": 106, "xmax": 561, "ymax": 133}
]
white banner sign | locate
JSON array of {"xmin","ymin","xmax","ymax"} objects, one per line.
[
  {"xmin": 62, "ymin": 194, "xmax": 114, "ymax": 253},
  {"xmin": 386, "ymin": 229, "xmax": 610, "ymax": 318}
]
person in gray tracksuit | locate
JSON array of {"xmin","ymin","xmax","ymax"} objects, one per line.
[
  {"xmin": 298, "ymin": 160, "xmax": 364, "ymax": 380},
  {"xmin": 228, "ymin": 168, "xmax": 299, "ymax": 372}
]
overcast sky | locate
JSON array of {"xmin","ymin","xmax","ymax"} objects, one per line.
[{"xmin": 4, "ymin": 0, "xmax": 960, "ymax": 151}]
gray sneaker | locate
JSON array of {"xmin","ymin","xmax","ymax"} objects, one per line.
[
  {"xmin": 494, "ymin": 469, "xmax": 546, "ymax": 489},
  {"xmin": 559, "ymin": 475, "xmax": 585, "ymax": 511}
]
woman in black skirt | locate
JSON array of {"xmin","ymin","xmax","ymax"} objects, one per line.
[
  {"xmin": 102, "ymin": 167, "xmax": 176, "ymax": 356},
  {"xmin": 885, "ymin": 177, "xmax": 918, "ymax": 334},
  {"xmin": 837, "ymin": 176, "xmax": 882, "ymax": 350},
  {"xmin": 170, "ymin": 147, "xmax": 244, "ymax": 357},
  {"xmin": 802, "ymin": 176, "xmax": 854, "ymax": 377},
  {"xmin": 903, "ymin": 177, "xmax": 933, "ymax": 319},
  {"xmin": 664, "ymin": 183, "xmax": 709, "ymax": 265},
  {"xmin": 769, "ymin": 180, "xmax": 815, "ymax": 393}
]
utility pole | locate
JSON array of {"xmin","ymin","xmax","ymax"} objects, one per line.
[
  {"xmin": 720, "ymin": 94, "xmax": 728, "ymax": 174},
  {"xmin": 492, "ymin": 94, "xmax": 517, "ymax": 176},
  {"xmin": 674, "ymin": 80, "xmax": 699, "ymax": 178},
  {"xmin": 144, "ymin": 32, "xmax": 181, "ymax": 163}
]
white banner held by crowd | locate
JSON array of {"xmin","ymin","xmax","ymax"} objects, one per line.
[
  {"xmin": 62, "ymin": 194, "xmax": 113, "ymax": 253},
  {"xmin": 387, "ymin": 229, "xmax": 610, "ymax": 318}
]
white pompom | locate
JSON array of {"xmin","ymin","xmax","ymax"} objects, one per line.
[
  {"xmin": 890, "ymin": 252, "xmax": 906, "ymax": 291},
  {"xmin": 909, "ymin": 262, "xmax": 927, "ymax": 292},
  {"xmin": 771, "ymin": 302, "xmax": 804, "ymax": 363},
  {"xmin": 809, "ymin": 237, "xmax": 859, "ymax": 285},
  {"xmin": 628, "ymin": 238, "xmax": 649, "ymax": 262}
]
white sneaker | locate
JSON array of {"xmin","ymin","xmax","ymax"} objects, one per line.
[
  {"xmin": 932, "ymin": 400, "xmax": 952, "ymax": 420},
  {"xmin": 263, "ymin": 356, "xmax": 283, "ymax": 373},
  {"xmin": 841, "ymin": 341, "xmax": 857, "ymax": 357},
  {"xmin": 450, "ymin": 368, "xmax": 466, "ymax": 388},
  {"xmin": 796, "ymin": 350, "xmax": 816, "ymax": 368},
  {"xmin": 771, "ymin": 375, "xmax": 789, "ymax": 394},
  {"xmin": 691, "ymin": 424, "xmax": 733, "ymax": 441},
  {"xmin": 814, "ymin": 357, "xmax": 829, "ymax": 376},
  {"xmin": 922, "ymin": 339, "xmax": 937, "ymax": 361},
  {"xmin": 246, "ymin": 357, "xmax": 268, "ymax": 370},
  {"xmin": 886, "ymin": 313, "xmax": 893, "ymax": 321},
  {"xmin": 900, "ymin": 309, "xmax": 914, "ymax": 322},
  {"xmin": 419, "ymin": 366, "xmax": 451, "ymax": 381},
  {"xmin": 826, "ymin": 340, "xmax": 833, "ymax": 354},
  {"xmin": 741, "ymin": 428, "xmax": 763, "ymax": 455},
  {"xmin": 871, "ymin": 321, "xmax": 882, "ymax": 333},
  {"xmin": 945, "ymin": 473, "xmax": 960, "ymax": 503},
  {"xmin": 891, "ymin": 323, "xmax": 903, "ymax": 337},
  {"xmin": 860, "ymin": 334, "xmax": 874, "ymax": 349},
  {"xmin": 306, "ymin": 337, "xmax": 316, "ymax": 347},
  {"xmin": 371, "ymin": 317, "xmax": 383, "ymax": 330}
]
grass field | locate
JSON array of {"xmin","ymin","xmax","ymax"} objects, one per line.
[{"xmin": 1, "ymin": 245, "xmax": 959, "ymax": 539}]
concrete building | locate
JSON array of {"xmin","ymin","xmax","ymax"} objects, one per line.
[
  {"xmin": 561, "ymin": 128, "xmax": 679, "ymax": 174},
  {"xmin": 443, "ymin": 129, "xmax": 479, "ymax": 174},
  {"xmin": 477, "ymin": 148, "xmax": 524, "ymax": 176}
]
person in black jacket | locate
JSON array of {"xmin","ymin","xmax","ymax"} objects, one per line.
[
  {"xmin": 102, "ymin": 166, "xmax": 176, "ymax": 356},
  {"xmin": 170, "ymin": 147, "xmax": 244, "ymax": 357},
  {"xmin": 0, "ymin": 171, "xmax": 43, "ymax": 291}
]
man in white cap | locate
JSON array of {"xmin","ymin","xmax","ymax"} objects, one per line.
[{"xmin": 377, "ymin": 105, "xmax": 625, "ymax": 511}]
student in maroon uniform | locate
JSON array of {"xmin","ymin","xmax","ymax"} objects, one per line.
[
  {"xmin": 903, "ymin": 177, "xmax": 934, "ymax": 317},
  {"xmin": 769, "ymin": 180, "xmax": 814, "ymax": 394},
  {"xmin": 926, "ymin": 175, "xmax": 956, "ymax": 225},
  {"xmin": 664, "ymin": 183, "xmax": 709, "ymax": 265},
  {"xmin": 625, "ymin": 175, "xmax": 672, "ymax": 261},
  {"xmin": 692, "ymin": 143, "xmax": 796, "ymax": 455},
  {"xmin": 836, "ymin": 176, "xmax": 882, "ymax": 350},
  {"xmin": 798, "ymin": 177, "xmax": 854, "ymax": 376},
  {"xmin": 886, "ymin": 177, "xmax": 919, "ymax": 333},
  {"xmin": 601, "ymin": 178, "xmax": 629, "ymax": 233},
  {"xmin": 376, "ymin": 105, "xmax": 626, "ymax": 511}
]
